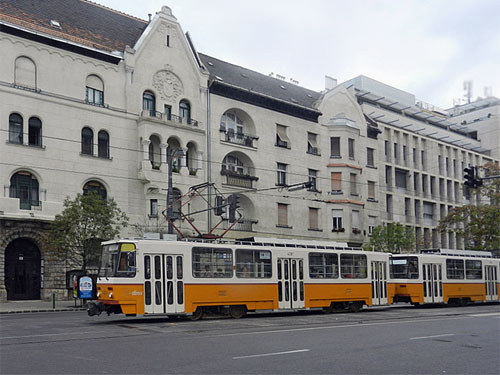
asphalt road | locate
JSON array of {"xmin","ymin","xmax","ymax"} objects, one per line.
[{"xmin": 1, "ymin": 303, "xmax": 499, "ymax": 374}]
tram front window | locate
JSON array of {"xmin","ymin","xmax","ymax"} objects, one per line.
[
  {"xmin": 390, "ymin": 256, "xmax": 418, "ymax": 279},
  {"xmin": 99, "ymin": 243, "xmax": 136, "ymax": 278}
]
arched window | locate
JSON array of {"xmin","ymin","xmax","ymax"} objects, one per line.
[
  {"xmin": 15, "ymin": 56, "xmax": 36, "ymax": 89},
  {"xmin": 10, "ymin": 171, "xmax": 39, "ymax": 210},
  {"xmin": 148, "ymin": 135, "xmax": 161, "ymax": 169},
  {"xmin": 83, "ymin": 180, "xmax": 107, "ymax": 199},
  {"xmin": 97, "ymin": 130, "xmax": 109, "ymax": 158},
  {"xmin": 28, "ymin": 117, "xmax": 42, "ymax": 147},
  {"xmin": 186, "ymin": 142, "xmax": 198, "ymax": 173},
  {"xmin": 172, "ymin": 188, "xmax": 182, "ymax": 218},
  {"xmin": 179, "ymin": 100, "xmax": 191, "ymax": 122},
  {"xmin": 86, "ymin": 75, "xmax": 104, "ymax": 105},
  {"xmin": 81, "ymin": 127, "xmax": 94, "ymax": 155},
  {"xmin": 222, "ymin": 154, "xmax": 244, "ymax": 175},
  {"xmin": 9, "ymin": 113, "xmax": 23, "ymax": 144},
  {"xmin": 143, "ymin": 91, "xmax": 156, "ymax": 115},
  {"xmin": 221, "ymin": 111, "xmax": 244, "ymax": 135}
]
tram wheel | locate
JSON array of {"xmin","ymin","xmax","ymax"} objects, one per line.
[
  {"xmin": 322, "ymin": 304, "xmax": 333, "ymax": 314},
  {"xmin": 349, "ymin": 301, "xmax": 363, "ymax": 313},
  {"xmin": 229, "ymin": 305, "xmax": 247, "ymax": 319},
  {"xmin": 189, "ymin": 307, "xmax": 204, "ymax": 321}
]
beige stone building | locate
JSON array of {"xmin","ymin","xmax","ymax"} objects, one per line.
[{"xmin": 0, "ymin": 1, "xmax": 497, "ymax": 301}]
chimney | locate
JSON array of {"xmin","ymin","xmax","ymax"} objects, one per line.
[
  {"xmin": 148, "ymin": 14, "xmax": 152, "ymax": 22},
  {"xmin": 325, "ymin": 75, "xmax": 337, "ymax": 91}
]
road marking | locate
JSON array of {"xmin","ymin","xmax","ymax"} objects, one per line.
[
  {"xmin": 0, "ymin": 331, "xmax": 98, "ymax": 340},
  {"xmin": 204, "ymin": 316, "xmax": 469, "ymax": 339},
  {"xmin": 233, "ymin": 349, "xmax": 309, "ymax": 359},
  {"xmin": 410, "ymin": 333, "xmax": 455, "ymax": 340},
  {"xmin": 469, "ymin": 312, "xmax": 500, "ymax": 317}
]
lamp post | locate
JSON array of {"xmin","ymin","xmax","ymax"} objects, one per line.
[{"xmin": 166, "ymin": 146, "xmax": 186, "ymax": 234}]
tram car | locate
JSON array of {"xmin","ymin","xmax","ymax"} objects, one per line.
[
  {"xmin": 88, "ymin": 238, "xmax": 394, "ymax": 319},
  {"xmin": 390, "ymin": 249, "xmax": 499, "ymax": 305}
]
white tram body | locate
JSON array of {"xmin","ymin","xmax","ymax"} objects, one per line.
[{"xmin": 89, "ymin": 238, "xmax": 393, "ymax": 318}]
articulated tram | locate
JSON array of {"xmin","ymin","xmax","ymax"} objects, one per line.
[
  {"xmin": 88, "ymin": 238, "xmax": 392, "ymax": 319},
  {"xmin": 87, "ymin": 238, "xmax": 499, "ymax": 319}
]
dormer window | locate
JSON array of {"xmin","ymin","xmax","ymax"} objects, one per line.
[{"xmin": 50, "ymin": 20, "xmax": 61, "ymax": 29}]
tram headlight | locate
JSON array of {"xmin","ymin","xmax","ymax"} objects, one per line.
[
  {"xmin": 108, "ymin": 292, "xmax": 113, "ymax": 298},
  {"xmin": 96, "ymin": 291, "xmax": 101, "ymax": 298}
]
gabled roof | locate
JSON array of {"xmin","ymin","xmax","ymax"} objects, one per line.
[
  {"xmin": 198, "ymin": 53, "xmax": 321, "ymax": 111},
  {"xmin": 0, "ymin": 0, "xmax": 147, "ymax": 53}
]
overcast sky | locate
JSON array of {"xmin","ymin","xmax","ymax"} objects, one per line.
[{"xmin": 97, "ymin": 0, "xmax": 500, "ymax": 109}]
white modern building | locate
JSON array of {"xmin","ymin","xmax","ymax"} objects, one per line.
[{"xmin": 0, "ymin": 1, "xmax": 497, "ymax": 301}]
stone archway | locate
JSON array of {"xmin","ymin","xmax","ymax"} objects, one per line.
[{"xmin": 5, "ymin": 238, "xmax": 41, "ymax": 300}]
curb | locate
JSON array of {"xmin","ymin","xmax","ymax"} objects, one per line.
[{"xmin": 0, "ymin": 308, "xmax": 86, "ymax": 314}]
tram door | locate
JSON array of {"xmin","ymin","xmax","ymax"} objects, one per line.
[
  {"xmin": 144, "ymin": 254, "xmax": 184, "ymax": 314},
  {"xmin": 485, "ymin": 265, "xmax": 498, "ymax": 301},
  {"xmin": 371, "ymin": 261, "xmax": 388, "ymax": 305},
  {"xmin": 422, "ymin": 263, "xmax": 443, "ymax": 303},
  {"xmin": 277, "ymin": 258, "xmax": 304, "ymax": 310}
]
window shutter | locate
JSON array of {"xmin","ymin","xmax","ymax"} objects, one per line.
[
  {"xmin": 331, "ymin": 172, "xmax": 342, "ymax": 191},
  {"xmin": 309, "ymin": 208, "xmax": 319, "ymax": 229},
  {"xmin": 278, "ymin": 204, "xmax": 288, "ymax": 226}
]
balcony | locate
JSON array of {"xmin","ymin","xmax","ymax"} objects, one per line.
[
  {"xmin": 221, "ymin": 169, "xmax": 258, "ymax": 189},
  {"xmin": 140, "ymin": 110, "xmax": 200, "ymax": 128},
  {"xmin": 220, "ymin": 129, "xmax": 258, "ymax": 148},
  {"xmin": 223, "ymin": 218, "xmax": 258, "ymax": 232}
]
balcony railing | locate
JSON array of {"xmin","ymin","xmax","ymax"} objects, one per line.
[
  {"xmin": 221, "ymin": 169, "xmax": 258, "ymax": 189},
  {"xmin": 223, "ymin": 218, "xmax": 258, "ymax": 232},
  {"xmin": 141, "ymin": 110, "xmax": 200, "ymax": 127},
  {"xmin": 220, "ymin": 129, "xmax": 258, "ymax": 147}
]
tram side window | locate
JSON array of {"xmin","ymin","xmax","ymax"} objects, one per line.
[
  {"xmin": 309, "ymin": 253, "xmax": 338, "ymax": 278},
  {"xmin": 340, "ymin": 254, "xmax": 367, "ymax": 278},
  {"xmin": 446, "ymin": 259, "xmax": 464, "ymax": 279},
  {"xmin": 235, "ymin": 249, "xmax": 272, "ymax": 278},
  {"xmin": 390, "ymin": 257, "xmax": 418, "ymax": 279},
  {"xmin": 465, "ymin": 260, "xmax": 482, "ymax": 279},
  {"xmin": 192, "ymin": 247, "xmax": 233, "ymax": 278}
]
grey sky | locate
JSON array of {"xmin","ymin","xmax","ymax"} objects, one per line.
[{"xmin": 96, "ymin": 0, "xmax": 500, "ymax": 109}]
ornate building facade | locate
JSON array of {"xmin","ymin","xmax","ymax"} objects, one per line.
[{"xmin": 0, "ymin": 1, "xmax": 497, "ymax": 301}]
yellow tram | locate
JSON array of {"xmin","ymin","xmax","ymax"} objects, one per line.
[
  {"xmin": 390, "ymin": 249, "xmax": 499, "ymax": 305},
  {"xmin": 88, "ymin": 238, "xmax": 394, "ymax": 319}
]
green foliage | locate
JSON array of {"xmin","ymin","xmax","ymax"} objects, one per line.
[
  {"xmin": 438, "ymin": 162, "xmax": 500, "ymax": 250},
  {"xmin": 47, "ymin": 192, "xmax": 128, "ymax": 271},
  {"xmin": 364, "ymin": 222, "xmax": 415, "ymax": 253}
]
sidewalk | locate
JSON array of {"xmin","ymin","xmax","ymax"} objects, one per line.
[{"xmin": 0, "ymin": 299, "xmax": 86, "ymax": 314}]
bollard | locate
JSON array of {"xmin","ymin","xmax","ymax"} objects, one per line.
[{"xmin": 52, "ymin": 291, "xmax": 56, "ymax": 309}]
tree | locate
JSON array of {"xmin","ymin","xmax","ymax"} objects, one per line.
[
  {"xmin": 47, "ymin": 192, "xmax": 128, "ymax": 271},
  {"xmin": 438, "ymin": 162, "xmax": 500, "ymax": 250},
  {"xmin": 364, "ymin": 222, "xmax": 415, "ymax": 253}
]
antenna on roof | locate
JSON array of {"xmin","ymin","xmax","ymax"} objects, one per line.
[{"xmin": 463, "ymin": 80, "xmax": 473, "ymax": 104}]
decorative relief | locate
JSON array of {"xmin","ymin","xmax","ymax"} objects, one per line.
[{"xmin": 153, "ymin": 68, "xmax": 183, "ymax": 100}]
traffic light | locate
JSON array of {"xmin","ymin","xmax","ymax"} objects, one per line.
[
  {"xmin": 228, "ymin": 195, "xmax": 240, "ymax": 222},
  {"xmin": 463, "ymin": 167, "xmax": 483, "ymax": 188},
  {"xmin": 214, "ymin": 195, "xmax": 226, "ymax": 216},
  {"xmin": 464, "ymin": 167, "xmax": 475, "ymax": 187}
]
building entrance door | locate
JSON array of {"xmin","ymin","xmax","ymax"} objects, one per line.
[{"xmin": 5, "ymin": 239, "xmax": 41, "ymax": 300}]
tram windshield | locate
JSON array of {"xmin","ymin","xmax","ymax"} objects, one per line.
[
  {"xmin": 390, "ymin": 256, "xmax": 418, "ymax": 279},
  {"xmin": 99, "ymin": 243, "xmax": 136, "ymax": 278}
]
